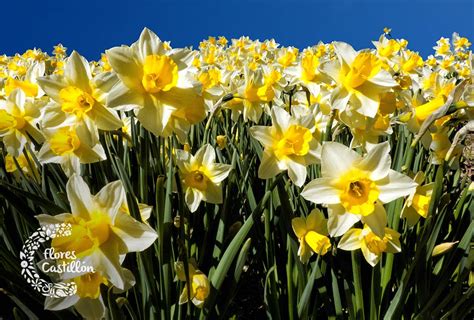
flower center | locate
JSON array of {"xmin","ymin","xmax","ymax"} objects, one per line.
[
  {"xmin": 49, "ymin": 127, "xmax": 81, "ymax": 156},
  {"xmin": 142, "ymin": 54, "xmax": 178, "ymax": 93},
  {"xmin": 185, "ymin": 170, "xmax": 208, "ymax": 191},
  {"xmin": 301, "ymin": 53, "xmax": 319, "ymax": 82},
  {"xmin": 338, "ymin": 170, "xmax": 379, "ymax": 216},
  {"xmin": 74, "ymin": 272, "xmax": 108, "ymax": 299},
  {"xmin": 274, "ymin": 125, "xmax": 312, "ymax": 159},
  {"xmin": 59, "ymin": 86, "xmax": 94, "ymax": 118},
  {"xmin": 364, "ymin": 232, "xmax": 388, "ymax": 255},
  {"xmin": 52, "ymin": 213, "xmax": 111, "ymax": 259},
  {"xmin": 343, "ymin": 52, "xmax": 381, "ymax": 89},
  {"xmin": 5, "ymin": 77, "xmax": 39, "ymax": 97}
]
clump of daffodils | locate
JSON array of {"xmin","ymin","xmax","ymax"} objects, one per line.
[{"xmin": 0, "ymin": 27, "xmax": 472, "ymax": 318}]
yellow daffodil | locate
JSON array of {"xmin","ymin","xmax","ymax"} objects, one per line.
[
  {"xmin": 338, "ymin": 224, "xmax": 401, "ymax": 266},
  {"xmin": 320, "ymin": 42, "xmax": 398, "ymax": 118},
  {"xmin": 37, "ymin": 51, "xmax": 122, "ymax": 133},
  {"xmin": 0, "ymin": 88, "xmax": 44, "ymax": 156},
  {"xmin": 4, "ymin": 151, "xmax": 38, "ymax": 177},
  {"xmin": 106, "ymin": 28, "xmax": 206, "ymax": 142},
  {"xmin": 401, "ymin": 172, "xmax": 434, "ymax": 226},
  {"xmin": 36, "ymin": 175, "xmax": 158, "ymax": 289},
  {"xmin": 176, "ymin": 144, "xmax": 232, "ymax": 212},
  {"xmin": 250, "ymin": 106, "xmax": 320, "ymax": 187},
  {"xmin": 175, "ymin": 261, "xmax": 210, "ymax": 308},
  {"xmin": 301, "ymin": 142, "xmax": 416, "ymax": 237},
  {"xmin": 292, "ymin": 209, "xmax": 331, "ymax": 263}
]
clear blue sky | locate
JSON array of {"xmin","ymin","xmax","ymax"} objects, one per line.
[{"xmin": 2, "ymin": 0, "xmax": 473, "ymax": 60}]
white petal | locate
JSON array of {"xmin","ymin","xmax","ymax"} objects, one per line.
[
  {"xmin": 75, "ymin": 296, "xmax": 106, "ymax": 320},
  {"xmin": 112, "ymin": 211, "xmax": 157, "ymax": 252},
  {"xmin": 301, "ymin": 177, "xmax": 340, "ymax": 204},
  {"xmin": 136, "ymin": 28, "xmax": 163, "ymax": 62},
  {"xmin": 249, "ymin": 126, "xmax": 274, "ymax": 146},
  {"xmin": 361, "ymin": 242, "xmax": 380, "ymax": 266},
  {"xmin": 93, "ymin": 181, "xmax": 126, "ymax": 223},
  {"xmin": 36, "ymin": 75, "xmax": 68, "ymax": 102},
  {"xmin": 208, "ymin": 163, "xmax": 232, "ymax": 183},
  {"xmin": 89, "ymin": 101, "xmax": 122, "ymax": 130},
  {"xmin": 67, "ymin": 174, "xmax": 93, "ymax": 219},
  {"xmin": 378, "ymin": 170, "xmax": 417, "ymax": 203},
  {"xmin": 361, "ymin": 202, "xmax": 387, "ymax": 238},
  {"xmin": 271, "ymin": 106, "xmax": 291, "ymax": 133},
  {"xmin": 106, "ymin": 81, "xmax": 143, "ymax": 111},
  {"xmin": 185, "ymin": 188, "xmax": 203, "ymax": 213},
  {"xmin": 333, "ymin": 42, "xmax": 357, "ymax": 65},
  {"xmin": 64, "ymin": 51, "xmax": 91, "ymax": 91},
  {"xmin": 287, "ymin": 160, "xmax": 307, "ymax": 187},
  {"xmin": 369, "ymin": 69, "xmax": 398, "ymax": 87},
  {"xmin": 321, "ymin": 142, "xmax": 360, "ymax": 178},
  {"xmin": 357, "ymin": 141, "xmax": 391, "ymax": 181},
  {"xmin": 327, "ymin": 205, "xmax": 360, "ymax": 237},
  {"xmin": 331, "ymin": 86, "xmax": 350, "ymax": 111},
  {"xmin": 194, "ymin": 144, "xmax": 215, "ymax": 166},
  {"xmin": 337, "ymin": 228, "xmax": 363, "ymax": 250},
  {"xmin": 94, "ymin": 240, "xmax": 125, "ymax": 289},
  {"xmin": 258, "ymin": 149, "xmax": 282, "ymax": 179},
  {"xmin": 44, "ymin": 295, "xmax": 80, "ymax": 311},
  {"xmin": 106, "ymin": 46, "xmax": 143, "ymax": 90}
]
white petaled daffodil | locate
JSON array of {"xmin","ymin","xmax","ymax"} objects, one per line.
[
  {"xmin": 175, "ymin": 261, "xmax": 210, "ymax": 308},
  {"xmin": 301, "ymin": 141, "xmax": 417, "ymax": 237},
  {"xmin": 106, "ymin": 28, "xmax": 206, "ymax": 142},
  {"xmin": 176, "ymin": 144, "xmax": 232, "ymax": 212},
  {"xmin": 233, "ymin": 67, "xmax": 282, "ymax": 123},
  {"xmin": 0, "ymin": 88, "xmax": 44, "ymax": 156},
  {"xmin": 291, "ymin": 209, "xmax": 331, "ymax": 264},
  {"xmin": 37, "ymin": 123, "xmax": 106, "ymax": 176},
  {"xmin": 338, "ymin": 224, "xmax": 401, "ymax": 266},
  {"xmin": 250, "ymin": 106, "xmax": 320, "ymax": 187},
  {"xmin": 37, "ymin": 51, "xmax": 122, "ymax": 133},
  {"xmin": 320, "ymin": 42, "xmax": 398, "ymax": 118},
  {"xmin": 36, "ymin": 175, "xmax": 158, "ymax": 290}
]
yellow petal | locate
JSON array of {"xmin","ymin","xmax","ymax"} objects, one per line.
[
  {"xmin": 432, "ymin": 241, "xmax": 459, "ymax": 257},
  {"xmin": 305, "ymin": 231, "xmax": 331, "ymax": 255}
]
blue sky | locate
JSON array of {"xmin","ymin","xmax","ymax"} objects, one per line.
[{"xmin": 2, "ymin": 0, "xmax": 473, "ymax": 59}]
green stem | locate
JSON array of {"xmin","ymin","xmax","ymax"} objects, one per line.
[{"xmin": 352, "ymin": 251, "xmax": 365, "ymax": 319}]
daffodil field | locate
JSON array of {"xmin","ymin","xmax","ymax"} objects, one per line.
[{"xmin": 0, "ymin": 28, "xmax": 473, "ymax": 319}]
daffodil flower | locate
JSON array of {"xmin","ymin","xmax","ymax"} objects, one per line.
[
  {"xmin": 176, "ymin": 144, "xmax": 232, "ymax": 212},
  {"xmin": 37, "ymin": 51, "xmax": 122, "ymax": 133},
  {"xmin": 0, "ymin": 88, "xmax": 44, "ymax": 156},
  {"xmin": 106, "ymin": 28, "xmax": 206, "ymax": 142},
  {"xmin": 292, "ymin": 209, "xmax": 331, "ymax": 263},
  {"xmin": 4, "ymin": 61, "xmax": 45, "ymax": 98},
  {"xmin": 320, "ymin": 42, "xmax": 398, "ymax": 118},
  {"xmin": 401, "ymin": 172, "xmax": 434, "ymax": 226},
  {"xmin": 301, "ymin": 141, "xmax": 417, "ymax": 237},
  {"xmin": 36, "ymin": 175, "xmax": 158, "ymax": 290},
  {"xmin": 175, "ymin": 261, "xmax": 210, "ymax": 308},
  {"xmin": 232, "ymin": 67, "xmax": 283, "ymax": 123},
  {"xmin": 250, "ymin": 106, "xmax": 320, "ymax": 187},
  {"xmin": 37, "ymin": 123, "xmax": 106, "ymax": 176},
  {"xmin": 338, "ymin": 224, "xmax": 401, "ymax": 266}
]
